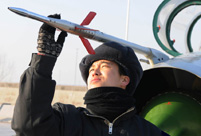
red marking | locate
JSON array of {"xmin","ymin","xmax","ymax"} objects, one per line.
[
  {"xmin": 79, "ymin": 36, "xmax": 95, "ymax": 54},
  {"xmin": 37, "ymin": 53, "xmax": 45, "ymax": 56},
  {"xmin": 158, "ymin": 25, "xmax": 161, "ymax": 30},
  {"xmin": 166, "ymin": 102, "xmax": 172, "ymax": 105},
  {"xmin": 173, "ymin": 39, "xmax": 175, "ymax": 43},
  {"xmin": 80, "ymin": 12, "xmax": 96, "ymax": 26}
]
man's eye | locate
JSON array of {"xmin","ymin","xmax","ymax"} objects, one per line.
[
  {"xmin": 102, "ymin": 65, "xmax": 109, "ymax": 68},
  {"xmin": 89, "ymin": 69, "xmax": 94, "ymax": 73}
]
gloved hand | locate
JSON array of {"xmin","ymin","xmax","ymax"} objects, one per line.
[{"xmin": 37, "ymin": 14, "xmax": 67, "ymax": 57}]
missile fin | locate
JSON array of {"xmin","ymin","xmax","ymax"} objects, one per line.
[
  {"xmin": 80, "ymin": 12, "xmax": 96, "ymax": 26},
  {"xmin": 79, "ymin": 36, "xmax": 95, "ymax": 54}
]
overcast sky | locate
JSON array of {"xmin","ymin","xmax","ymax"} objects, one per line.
[{"xmin": 1, "ymin": 0, "xmax": 201, "ymax": 86}]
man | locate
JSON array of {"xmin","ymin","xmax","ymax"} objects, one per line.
[{"xmin": 12, "ymin": 14, "xmax": 169, "ymax": 136}]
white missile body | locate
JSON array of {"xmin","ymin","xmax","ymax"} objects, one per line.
[{"xmin": 8, "ymin": 7, "xmax": 169, "ymax": 65}]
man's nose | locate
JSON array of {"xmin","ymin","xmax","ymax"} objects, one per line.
[{"xmin": 92, "ymin": 67, "xmax": 100, "ymax": 76}]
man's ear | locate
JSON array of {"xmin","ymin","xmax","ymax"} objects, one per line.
[{"xmin": 120, "ymin": 75, "xmax": 130, "ymax": 89}]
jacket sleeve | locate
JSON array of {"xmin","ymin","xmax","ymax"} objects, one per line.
[{"xmin": 11, "ymin": 53, "xmax": 62, "ymax": 136}]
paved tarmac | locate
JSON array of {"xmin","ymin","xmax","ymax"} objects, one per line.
[
  {"xmin": 0, "ymin": 103, "xmax": 15, "ymax": 135},
  {"xmin": 0, "ymin": 123, "xmax": 15, "ymax": 136}
]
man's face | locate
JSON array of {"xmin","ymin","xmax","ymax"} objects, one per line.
[{"xmin": 87, "ymin": 60, "xmax": 130, "ymax": 90}]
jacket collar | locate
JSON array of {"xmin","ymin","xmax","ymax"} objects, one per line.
[{"xmin": 84, "ymin": 107, "xmax": 136, "ymax": 124}]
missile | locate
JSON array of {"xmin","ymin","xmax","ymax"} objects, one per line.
[
  {"xmin": 8, "ymin": 7, "xmax": 96, "ymax": 54},
  {"xmin": 8, "ymin": 7, "xmax": 169, "ymax": 65}
]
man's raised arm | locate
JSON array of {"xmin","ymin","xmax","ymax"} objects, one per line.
[{"xmin": 11, "ymin": 14, "xmax": 67, "ymax": 136}]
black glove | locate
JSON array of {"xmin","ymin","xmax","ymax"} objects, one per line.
[{"xmin": 37, "ymin": 14, "xmax": 67, "ymax": 57}]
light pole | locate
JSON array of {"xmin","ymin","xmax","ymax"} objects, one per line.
[{"xmin": 125, "ymin": 0, "xmax": 130, "ymax": 40}]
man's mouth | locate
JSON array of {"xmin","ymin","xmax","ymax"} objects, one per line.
[{"xmin": 91, "ymin": 78, "xmax": 101, "ymax": 83}]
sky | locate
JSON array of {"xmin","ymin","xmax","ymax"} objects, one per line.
[{"xmin": 1, "ymin": 0, "xmax": 201, "ymax": 86}]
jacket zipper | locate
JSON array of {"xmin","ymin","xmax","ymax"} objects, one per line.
[
  {"xmin": 85, "ymin": 107, "xmax": 135, "ymax": 135},
  {"xmin": 108, "ymin": 123, "xmax": 113, "ymax": 134}
]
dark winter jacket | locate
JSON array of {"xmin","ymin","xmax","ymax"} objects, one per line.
[{"xmin": 11, "ymin": 53, "xmax": 169, "ymax": 136}]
